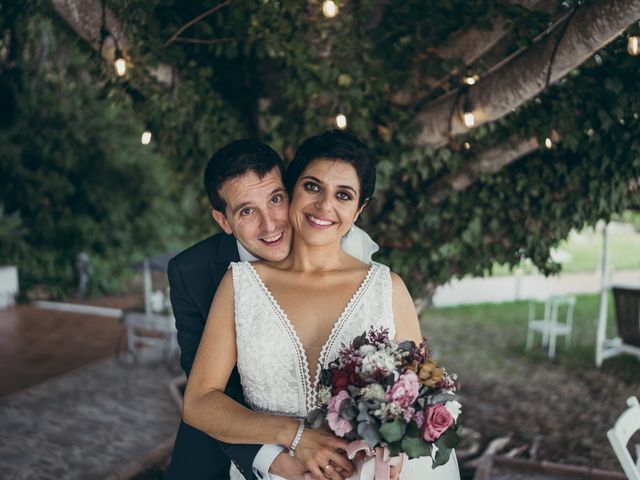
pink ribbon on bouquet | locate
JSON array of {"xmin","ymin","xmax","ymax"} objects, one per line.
[{"xmin": 346, "ymin": 440, "xmax": 406, "ymax": 480}]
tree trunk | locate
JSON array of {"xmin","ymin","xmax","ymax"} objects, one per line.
[{"xmin": 412, "ymin": 0, "xmax": 640, "ymax": 147}]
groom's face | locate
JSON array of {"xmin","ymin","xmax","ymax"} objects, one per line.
[{"xmin": 211, "ymin": 167, "xmax": 292, "ymax": 261}]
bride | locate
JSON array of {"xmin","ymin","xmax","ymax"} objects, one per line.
[{"xmin": 183, "ymin": 130, "xmax": 460, "ymax": 480}]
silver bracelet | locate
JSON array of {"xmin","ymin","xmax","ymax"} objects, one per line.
[{"xmin": 288, "ymin": 419, "xmax": 305, "ymax": 457}]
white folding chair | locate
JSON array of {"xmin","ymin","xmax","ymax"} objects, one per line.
[
  {"xmin": 526, "ymin": 295, "xmax": 576, "ymax": 358},
  {"xmin": 607, "ymin": 396, "xmax": 640, "ymax": 480}
]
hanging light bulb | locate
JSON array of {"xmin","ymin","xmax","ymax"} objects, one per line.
[
  {"xmin": 628, "ymin": 35, "xmax": 639, "ymax": 56},
  {"xmin": 335, "ymin": 113, "xmax": 347, "ymax": 129},
  {"xmin": 322, "ymin": 0, "xmax": 338, "ymax": 18},
  {"xmin": 462, "ymin": 73, "xmax": 479, "ymax": 86},
  {"xmin": 544, "ymin": 137, "xmax": 553, "ymax": 149},
  {"xmin": 463, "ymin": 142, "xmax": 471, "ymax": 150},
  {"xmin": 141, "ymin": 130, "xmax": 152, "ymax": 145},
  {"xmin": 462, "ymin": 94, "xmax": 475, "ymax": 128},
  {"xmin": 463, "ymin": 112, "xmax": 475, "ymax": 128},
  {"xmin": 114, "ymin": 48, "xmax": 127, "ymax": 76}
]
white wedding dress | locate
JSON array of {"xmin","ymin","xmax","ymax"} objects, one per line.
[{"xmin": 229, "ymin": 261, "xmax": 460, "ymax": 479}]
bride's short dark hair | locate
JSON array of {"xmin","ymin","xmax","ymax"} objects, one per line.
[
  {"xmin": 204, "ymin": 139, "xmax": 284, "ymax": 212},
  {"xmin": 285, "ymin": 130, "xmax": 376, "ymax": 208}
]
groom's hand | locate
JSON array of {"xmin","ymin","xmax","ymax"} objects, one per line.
[{"xmin": 269, "ymin": 451, "xmax": 309, "ymax": 480}]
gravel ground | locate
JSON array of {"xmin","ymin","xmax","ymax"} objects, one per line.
[{"xmin": 424, "ymin": 306, "xmax": 639, "ymax": 475}]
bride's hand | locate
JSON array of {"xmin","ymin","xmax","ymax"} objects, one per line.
[{"xmin": 294, "ymin": 426, "xmax": 356, "ymax": 480}]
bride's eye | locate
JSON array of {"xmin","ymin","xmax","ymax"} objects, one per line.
[
  {"xmin": 303, "ymin": 182, "xmax": 320, "ymax": 193},
  {"xmin": 336, "ymin": 191, "xmax": 353, "ymax": 201}
]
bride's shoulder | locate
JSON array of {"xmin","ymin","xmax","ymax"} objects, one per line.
[{"xmin": 371, "ymin": 262, "xmax": 406, "ymax": 287}]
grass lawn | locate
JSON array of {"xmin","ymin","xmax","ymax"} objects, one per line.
[
  {"xmin": 491, "ymin": 224, "xmax": 640, "ymax": 276},
  {"xmin": 422, "ymin": 293, "xmax": 639, "ymax": 474}
]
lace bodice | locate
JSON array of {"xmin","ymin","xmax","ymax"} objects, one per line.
[{"xmin": 231, "ymin": 261, "xmax": 395, "ymax": 418}]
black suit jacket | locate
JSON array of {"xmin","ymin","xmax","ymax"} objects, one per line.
[{"xmin": 165, "ymin": 233, "xmax": 261, "ymax": 480}]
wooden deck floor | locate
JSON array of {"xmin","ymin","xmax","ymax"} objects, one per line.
[{"xmin": 0, "ymin": 296, "xmax": 141, "ymax": 398}]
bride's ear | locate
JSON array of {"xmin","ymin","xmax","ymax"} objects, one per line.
[{"xmin": 353, "ymin": 198, "xmax": 369, "ymax": 223}]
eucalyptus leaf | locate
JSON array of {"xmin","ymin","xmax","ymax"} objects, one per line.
[
  {"xmin": 401, "ymin": 437, "xmax": 432, "ymax": 459},
  {"xmin": 433, "ymin": 446, "xmax": 452, "ymax": 468},
  {"xmin": 357, "ymin": 421, "xmax": 381, "ymax": 448},
  {"xmin": 379, "ymin": 418, "xmax": 406, "ymax": 443}
]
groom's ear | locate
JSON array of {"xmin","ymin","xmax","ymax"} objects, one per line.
[{"xmin": 211, "ymin": 209, "xmax": 233, "ymax": 235}]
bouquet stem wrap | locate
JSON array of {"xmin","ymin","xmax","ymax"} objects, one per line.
[{"xmin": 346, "ymin": 440, "xmax": 406, "ymax": 480}]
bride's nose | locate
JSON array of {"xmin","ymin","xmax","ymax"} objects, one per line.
[{"xmin": 314, "ymin": 192, "xmax": 332, "ymax": 211}]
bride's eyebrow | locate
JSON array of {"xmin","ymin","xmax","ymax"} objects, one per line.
[{"xmin": 302, "ymin": 175, "xmax": 356, "ymax": 194}]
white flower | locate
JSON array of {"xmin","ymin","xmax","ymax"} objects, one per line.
[
  {"xmin": 444, "ymin": 400, "xmax": 462, "ymax": 422},
  {"xmin": 373, "ymin": 402, "xmax": 403, "ymax": 420},
  {"xmin": 318, "ymin": 385, "xmax": 332, "ymax": 405},
  {"xmin": 361, "ymin": 383, "xmax": 387, "ymax": 401},
  {"xmin": 360, "ymin": 350, "xmax": 396, "ymax": 377},
  {"xmin": 359, "ymin": 345, "xmax": 377, "ymax": 355}
]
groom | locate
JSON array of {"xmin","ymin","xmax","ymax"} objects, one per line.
[{"xmin": 166, "ymin": 138, "xmax": 366, "ymax": 480}]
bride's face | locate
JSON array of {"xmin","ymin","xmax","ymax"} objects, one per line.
[{"xmin": 289, "ymin": 158, "xmax": 365, "ymax": 246}]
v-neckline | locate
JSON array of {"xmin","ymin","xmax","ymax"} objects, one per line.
[{"xmin": 246, "ymin": 262, "xmax": 377, "ymax": 409}]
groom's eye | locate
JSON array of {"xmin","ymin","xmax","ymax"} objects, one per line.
[
  {"xmin": 303, "ymin": 182, "xmax": 320, "ymax": 192},
  {"xmin": 271, "ymin": 194, "xmax": 283, "ymax": 204},
  {"xmin": 240, "ymin": 207, "xmax": 253, "ymax": 216}
]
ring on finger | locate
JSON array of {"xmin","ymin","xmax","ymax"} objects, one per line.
[{"xmin": 323, "ymin": 463, "xmax": 333, "ymax": 471}]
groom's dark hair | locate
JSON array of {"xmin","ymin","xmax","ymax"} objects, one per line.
[
  {"xmin": 285, "ymin": 129, "xmax": 376, "ymax": 208},
  {"xmin": 204, "ymin": 139, "xmax": 285, "ymax": 213}
]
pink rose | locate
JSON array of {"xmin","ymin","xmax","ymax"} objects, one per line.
[
  {"xmin": 386, "ymin": 370, "xmax": 420, "ymax": 408},
  {"xmin": 328, "ymin": 390, "xmax": 351, "ymax": 414},
  {"xmin": 422, "ymin": 404, "xmax": 454, "ymax": 442},
  {"xmin": 327, "ymin": 412, "xmax": 353, "ymax": 437}
]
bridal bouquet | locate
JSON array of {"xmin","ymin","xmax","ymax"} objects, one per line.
[{"xmin": 307, "ymin": 327, "xmax": 461, "ymax": 474}]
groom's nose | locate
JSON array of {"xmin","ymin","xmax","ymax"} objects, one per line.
[{"xmin": 260, "ymin": 211, "xmax": 277, "ymax": 232}]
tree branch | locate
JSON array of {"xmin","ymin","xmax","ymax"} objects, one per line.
[
  {"xmin": 427, "ymin": 137, "xmax": 540, "ymax": 204},
  {"xmin": 163, "ymin": 0, "xmax": 232, "ymax": 47},
  {"xmin": 171, "ymin": 36, "xmax": 232, "ymax": 45},
  {"xmin": 412, "ymin": 0, "xmax": 640, "ymax": 147},
  {"xmin": 390, "ymin": 0, "xmax": 556, "ymax": 106}
]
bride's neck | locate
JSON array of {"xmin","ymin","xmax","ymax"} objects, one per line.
[{"xmin": 285, "ymin": 236, "xmax": 345, "ymax": 272}]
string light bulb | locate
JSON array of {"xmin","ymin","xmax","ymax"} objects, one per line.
[
  {"xmin": 628, "ymin": 35, "xmax": 639, "ymax": 56},
  {"xmin": 463, "ymin": 142, "xmax": 471, "ymax": 150},
  {"xmin": 141, "ymin": 130, "xmax": 152, "ymax": 145},
  {"xmin": 335, "ymin": 113, "xmax": 347, "ymax": 129},
  {"xmin": 114, "ymin": 48, "xmax": 126, "ymax": 76},
  {"xmin": 322, "ymin": 0, "xmax": 338, "ymax": 18},
  {"xmin": 462, "ymin": 73, "xmax": 479, "ymax": 86},
  {"xmin": 462, "ymin": 95, "xmax": 475, "ymax": 128},
  {"xmin": 463, "ymin": 112, "xmax": 475, "ymax": 128},
  {"xmin": 544, "ymin": 137, "xmax": 553, "ymax": 149}
]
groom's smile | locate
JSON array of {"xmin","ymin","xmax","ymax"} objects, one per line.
[{"xmin": 259, "ymin": 230, "xmax": 286, "ymax": 244}]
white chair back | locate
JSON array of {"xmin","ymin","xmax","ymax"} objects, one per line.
[{"xmin": 607, "ymin": 396, "xmax": 640, "ymax": 480}]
